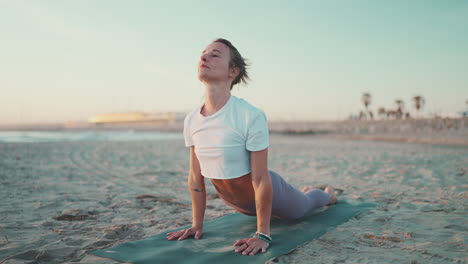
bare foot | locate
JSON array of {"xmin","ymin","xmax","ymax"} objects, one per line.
[{"xmin": 324, "ymin": 185, "xmax": 338, "ymax": 205}]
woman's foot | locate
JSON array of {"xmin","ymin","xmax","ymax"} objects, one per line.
[
  {"xmin": 324, "ymin": 185, "xmax": 338, "ymax": 205},
  {"xmin": 302, "ymin": 185, "xmax": 339, "ymax": 205}
]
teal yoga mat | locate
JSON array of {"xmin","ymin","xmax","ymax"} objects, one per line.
[{"xmin": 90, "ymin": 201, "xmax": 374, "ymax": 263}]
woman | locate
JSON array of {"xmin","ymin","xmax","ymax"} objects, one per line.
[{"xmin": 166, "ymin": 38, "xmax": 338, "ymax": 256}]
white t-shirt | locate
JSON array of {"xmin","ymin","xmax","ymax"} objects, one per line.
[{"xmin": 183, "ymin": 95, "xmax": 269, "ymax": 179}]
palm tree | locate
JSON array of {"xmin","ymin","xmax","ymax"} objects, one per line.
[
  {"xmin": 395, "ymin": 99, "xmax": 404, "ymax": 119},
  {"xmin": 412, "ymin": 95, "xmax": 425, "ymax": 118},
  {"xmin": 361, "ymin": 93, "xmax": 371, "ymax": 119},
  {"xmin": 361, "ymin": 93, "xmax": 371, "ymax": 109},
  {"xmin": 464, "ymin": 99, "xmax": 468, "ymax": 117},
  {"xmin": 377, "ymin": 107, "xmax": 386, "ymax": 119},
  {"xmin": 359, "ymin": 111, "xmax": 365, "ymax": 120}
]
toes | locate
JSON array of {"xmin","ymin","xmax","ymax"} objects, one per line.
[
  {"xmin": 325, "ymin": 186, "xmax": 336, "ymax": 195},
  {"xmin": 334, "ymin": 188, "xmax": 344, "ymax": 195},
  {"xmin": 327, "ymin": 196, "xmax": 338, "ymax": 205}
]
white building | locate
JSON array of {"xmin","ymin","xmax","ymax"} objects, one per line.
[{"xmin": 88, "ymin": 111, "xmax": 185, "ymax": 124}]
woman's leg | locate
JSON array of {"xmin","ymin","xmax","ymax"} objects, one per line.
[{"xmin": 269, "ymin": 170, "xmax": 331, "ymax": 220}]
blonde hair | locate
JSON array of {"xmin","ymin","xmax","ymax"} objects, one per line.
[{"xmin": 213, "ymin": 38, "xmax": 250, "ymax": 90}]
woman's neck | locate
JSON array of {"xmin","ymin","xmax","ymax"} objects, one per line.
[{"xmin": 202, "ymin": 83, "xmax": 231, "ymax": 116}]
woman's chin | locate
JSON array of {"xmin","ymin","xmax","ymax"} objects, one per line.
[
  {"xmin": 197, "ymin": 72, "xmax": 209, "ymax": 81},
  {"xmin": 198, "ymin": 74, "xmax": 218, "ymax": 83}
]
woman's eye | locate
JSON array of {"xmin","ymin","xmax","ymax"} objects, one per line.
[{"xmin": 212, "ymin": 54, "xmax": 219, "ymax": 57}]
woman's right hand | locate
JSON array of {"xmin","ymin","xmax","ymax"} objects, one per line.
[{"xmin": 166, "ymin": 226, "xmax": 203, "ymax": 241}]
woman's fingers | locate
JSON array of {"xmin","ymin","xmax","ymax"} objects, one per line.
[
  {"xmin": 166, "ymin": 230, "xmax": 184, "ymax": 240},
  {"xmin": 194, "ymin": 230, "xmax": 202, "ymax": 240},
  {"xmin": 242, "ymin": 244, "xmax": 255, "ymax": 255},
  {"xmin": 167, "ymin": 228, "xmax": 203, "ymax": 241},
  {"xmin": 178, "ymin": 229, "xmax": 192, "ymax": 241},
  {"xmin": 233, "ymin": 238, "xmax": 249, "ymax": 246},
  {"xmin": 234, "ymin": 243, "xmax": 248, "ymax": 253},
  {"xmin": 234, "ymin": 238, "xmax": 269, "ymax": 255},
  {"xmin": 166, "ymin": 230, "xmax": 182, "ymax": 236},
  {"xmin": 249, "ymin": 247, "xmax": 260, "ymax": 256},
  {"xmin": 245, "ymin": 243, "xmax": 264, "ymax": 256},
  {"xmin": 233, "ymin": 239, "xmax": 242, "ymax": 246}
]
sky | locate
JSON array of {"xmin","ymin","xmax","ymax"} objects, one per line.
[{"xmin": 1, "ymin": 0, "xmax": 467, "ymax": 125}]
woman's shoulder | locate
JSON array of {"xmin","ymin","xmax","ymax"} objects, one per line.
[
  {"xmin": 184, "ymin": 102, "xmax": 203, "ymax": 124},
  {"xmin": 232, "ymin": 96, "xmax": 265, "ymax": 116}
]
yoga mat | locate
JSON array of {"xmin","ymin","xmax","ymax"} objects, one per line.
[{"xmin": 90, "ymin": 201, "xmax": 374, "ymax": 264}]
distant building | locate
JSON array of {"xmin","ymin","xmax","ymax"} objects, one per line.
[{"xmin": 88, "ymin": 111, "xmax": 185, "ymax": 124}]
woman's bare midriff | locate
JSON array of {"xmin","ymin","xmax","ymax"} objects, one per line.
[{"xmin": 209, "ymin": 172, "xmax": 257, "ymax": 214}]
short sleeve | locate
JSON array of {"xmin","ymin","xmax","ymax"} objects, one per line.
[
  {"xmin": 246, "ymin": 110, "xmax": 269, "ymax": 151},
  {"xmin": 183, "ymin": 114, "xmax": 194, "ymax": 147}
]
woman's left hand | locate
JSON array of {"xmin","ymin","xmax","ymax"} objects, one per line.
[{"xmin": 233, "ymin": 237, "xmax": 270, "ymax": 256}]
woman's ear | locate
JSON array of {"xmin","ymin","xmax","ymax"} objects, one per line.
[{"xmin": 230, "ymin": 67, "xmax": 240, "ymax": 78}]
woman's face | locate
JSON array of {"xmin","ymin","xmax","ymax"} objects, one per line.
[{"xmin": 198, "ymin": 42, "xmax": 234, "ymax": 84}]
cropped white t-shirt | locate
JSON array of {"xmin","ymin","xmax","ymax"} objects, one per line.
[{"xmin": 183, "ymin": 95, "xmax": 269, "ymax": 179}]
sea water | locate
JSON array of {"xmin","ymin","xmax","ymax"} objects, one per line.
[{"xmin": 0, "ymin": 131, "xmax": 183, "ymax": 143}]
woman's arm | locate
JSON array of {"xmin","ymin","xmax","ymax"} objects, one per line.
[
  {"xmin": 167, "ymin": 146, "xmax": 205, "ymax": 241},
  {"xmin": 250, "ymin": 148, "xmax": 272, "ymax": 235},
  {"xmin": 188, "ymin": 146, "xmax": 206, "ymax": 229}
]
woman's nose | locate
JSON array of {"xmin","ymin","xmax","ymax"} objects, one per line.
[{"xmin": 200, "ymin": 53, "xmax": 208, "ymax": 61}]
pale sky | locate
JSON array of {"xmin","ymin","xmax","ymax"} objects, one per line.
[{"xmin": 1, "ymin": 0, "xmax": 467, "ymax": 125}]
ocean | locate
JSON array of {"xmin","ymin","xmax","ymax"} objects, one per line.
[{"xmin": 0, "ymin": 131, "xmax": 183, "ymax": 143}]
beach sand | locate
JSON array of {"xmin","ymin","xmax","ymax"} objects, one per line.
[{"xmin": 0, "ymin": 134, "xmax": 466, "ymax": 263}]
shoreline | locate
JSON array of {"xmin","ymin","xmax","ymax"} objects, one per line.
[{"xmin": 0, "ymin": 118, "xmax": 467, "ymax": 146}]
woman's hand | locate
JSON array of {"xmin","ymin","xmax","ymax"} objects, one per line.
[
  {"xmin": 166, "ymin": 226, "xmax": 203, "ymax": 241},
  {"xmin": 233, "ymin": 237, "xmax": 270, "ymax": 256}
]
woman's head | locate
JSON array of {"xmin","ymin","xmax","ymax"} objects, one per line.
[{"xmin": 198, "ymin": 38, "xmax": 249, "ymax": 90}]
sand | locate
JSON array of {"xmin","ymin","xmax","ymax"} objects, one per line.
[{"xmin": 0, "ymin": 134, "xmax": 466, "ymax": 263}]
